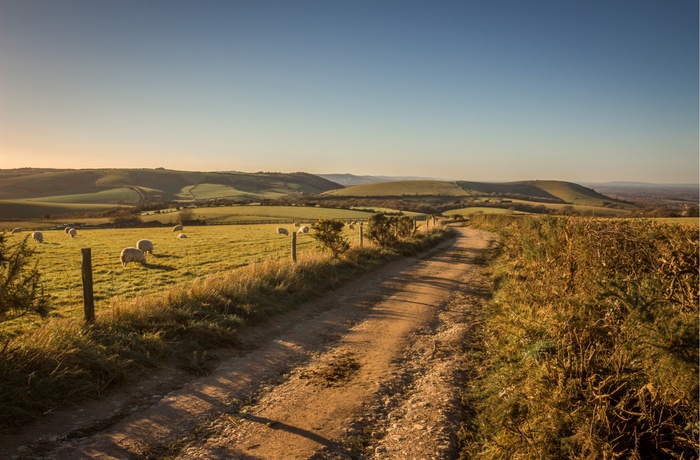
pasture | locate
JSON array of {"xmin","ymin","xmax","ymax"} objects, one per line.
[
  {"xmin": 139, "ymin": 205, "xmax": 390, "ymax": 224},
  {"xmin": 7, "ymin": 223, "xmax": 365, "ymax": 326}
]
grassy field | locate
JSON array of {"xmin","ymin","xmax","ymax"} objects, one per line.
[
  {"xmin": 323, "ymin": 180, "xmax": 470, "ymax": 197},
  {"xmin": 0, "ymin": 200, "xmax": 129, "ymax": 221},
  {"xmin": 23, "ymin": 187, "xmax": 140, "ymax": 204},
  {"xmin": 5, "ymin": 223, "xmax": 371, "ymax": 326},
  {"xmin": 443, "ymin": 207, "xmax": 531, "ymax": 216},
  {"xmin": 139, "ymin": 205, "xmax": 388, "ymax": 224},
  {"xmin": 651, "ymin": 216, "xmax": 699, "ymax": 226}
]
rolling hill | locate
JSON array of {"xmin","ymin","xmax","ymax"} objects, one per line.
[
  {"xmin": 0, "ymin": 169, "xmax": 636, "ymax": 220},
  {"xmin": 322, "ymin": 179, "xmax": 633, "ymax": 209},
  {"xmin": 0, "ymin": 168, "xmax": 342, "ymax": 203},
  {"xmin": 0, "ymin": 168, "xmax": 344, "ymax": 219}
]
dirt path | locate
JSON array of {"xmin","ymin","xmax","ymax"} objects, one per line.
[{"xmin": 2, "ymin": 227, "xmax": 494, "ymax": 460}]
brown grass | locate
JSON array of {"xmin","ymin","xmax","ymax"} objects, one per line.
[{"xmin": 460, "ymin": 215, "xmax": 698, "ymax": 459}]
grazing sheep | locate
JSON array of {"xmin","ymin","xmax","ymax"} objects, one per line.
[
  {"xmin": 137, "ymin": 239, "xmax": 154, "ymax": 254},
  {"xmin": 64, "ymin": 227, "xmax": 73, "ymax": 234},
  {"xmin": 120, "ymin": 247, "xmax": 147, "ymax": 267},
  {"xmin": 172, "ymin": 224, "xmax": 184, "ymax": 232},
  {"xmin": 177, "ymin": 233, "xmax": 188, "ymax": 238},
  {"xmin": 294, "ymin": 222, "xmax": 300, "ymax": 227},
  {"xmin": 11, "ymin": 227, "xmax": 21, "ymax": 234},
  {"xmin": 298, "ymin": 226, "xmax": 309, "ymax": 234},
  {"xmin": 68, "ymin": 228, "xmax": 77, "ymax": 238},
  {"xmin": 276, "ymin": 227, "xmax": 289, "ymax": 236},
  {"xmin": 32, "ymin": 231, "xmax": 43, "ymax": 243}
]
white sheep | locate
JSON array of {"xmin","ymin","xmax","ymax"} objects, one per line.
[
  {"xmin": 177, "ymin": 233, "xmax": 188, "ymax": 238},
  {"xmin": 137, "ymin": 239, "xmax": 154, "ymax": 254},
  {"xmin": 11, "ymin": 227, "xmax": 21, "ymax": 234},
  {"xmin": 68, "ymin": 228, "xmax": 77, "ymax": 238},
  {"xmin": 298, "ymin": 226, "xmax": 309, "ymax": 234},
  {"xmin": 120, "ymin": 247, "xmax": 147, "ymax": 267},
  {"xmin": 172, "ymin": 224, "xmax": 184, "ymax": 232},
  {"xmin": 64, "ymin": 227, "xmax": 73, "ymax": 234},
  {"xmin": 277, "ymin": 227, "xmax": 289, "ymax": 236},
  {"xmin": 32, "ymin": 231, "xmax": 43, "ymax": 243}
]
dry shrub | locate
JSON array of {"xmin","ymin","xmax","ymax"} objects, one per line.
[{"xmin": 462, "ymin": 216, "xmax": 698, "ymax": 459}]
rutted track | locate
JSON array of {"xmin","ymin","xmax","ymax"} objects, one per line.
[{"xmin": 1, "ymin": 227, "xmax": 494, "ymax": 460}]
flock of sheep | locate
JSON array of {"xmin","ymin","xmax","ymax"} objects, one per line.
[
  {"xmin": 9, "ymin": 220, "xmax": 361, "ymax": 269},
  {"xmin": 9, "ymin": 226, "xmax": 75, "ymax": 244}
]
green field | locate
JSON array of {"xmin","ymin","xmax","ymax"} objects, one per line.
[
  {"xmin": 0, "ymin": 200, "xmax": 129, "ymax": 220},
  {"xmin": 443, "ymin": 207, "xmax": 531, "ymax": 216},
  {"xmin": 139, "ymin": 205, "xmax": 401, "ymax": 224},
  {"xmin": 7, "ymin": 223, "xmax": 366, "ymax": 323},
  {"xmin": 23, "ymin": 187, "xmax": 140, "ymax": 204},
  {"xmin": 323, "ymin": 180, "xmax": 470, "ymax": 197}
]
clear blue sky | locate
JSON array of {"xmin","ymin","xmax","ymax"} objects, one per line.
[{"xmin": 1, "ymin": 0, "xmax": 697, "ymax": 183}]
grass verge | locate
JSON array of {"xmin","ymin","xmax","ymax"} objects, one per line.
[{"xmin": 0, "ymin": 228, "xmax": 453, "ymax": 431}]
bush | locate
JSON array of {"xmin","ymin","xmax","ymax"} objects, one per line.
[
  {"xmin": 310, "ymin": 219, "xmax": 350, "ymax": 258},
  {"xmin": 366, "ymin": 213, "xmax": 416, "ymax": 248}
]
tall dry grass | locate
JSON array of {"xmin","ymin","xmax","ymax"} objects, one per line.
[
  {"xmin": 0, "ymin": 227, "xmax": 452, "ymax": 431},
  {"xmin": 461, "ymin": 215, "xmax": 698, "ymax": 459}
]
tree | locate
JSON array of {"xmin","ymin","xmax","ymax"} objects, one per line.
[
  {"xmin": 0, "ymin": 235, "xmax": 50, "ymax": 330},
  {"xmin": 310, "ymin": 219, "xmax": 350, "ymax": 258},
  {"xmin": 178, "ymin": 208, "xmax": 196, "ymax": 224}
]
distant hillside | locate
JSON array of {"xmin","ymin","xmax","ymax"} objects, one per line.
[
  {"xmin": 323, "ymin": 179, "xmax": 630, "ymax": 208},
  {"xmin": 323, "ymin": 180, "xmax": 468, "ymax": 197},
  {"xmin": 0, "ymin": 168, "xmax": 342, "ymax": 203},
  {"xmin": 319, "ymin": 173, "xmax": 443, "ymax": 187}
]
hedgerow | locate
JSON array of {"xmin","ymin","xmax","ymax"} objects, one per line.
[{"xmin": 461, "ymin": 216, "xmax": 698, "ymax": 459}]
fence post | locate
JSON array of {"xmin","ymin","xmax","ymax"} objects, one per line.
[
  {"xmin": 81, "ymin": 248, "xmax": 95, "ymax": 323},
  {"xmin": 291, "ymin": 231, "xmax": 297, "ymax": 263},
  {"xmin": 359, "ymin": 223, "xmax": 363, "ymax": 248}
]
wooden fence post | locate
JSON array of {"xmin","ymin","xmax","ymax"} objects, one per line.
[
  {"xmin": 359, "ymin": 223, "xmax": 363, "ymax": 248},
  {"xmin": 81, "ymin": 248, "xmax": 95, "ymax": 323},
  {"xmin": 291, "ymin": 231, "xmax": 297, "ymax": 263}
]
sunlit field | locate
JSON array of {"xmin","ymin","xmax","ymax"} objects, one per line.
[
  {"xmin": 8, "ymin": 223, "xmax": 366, "ymax": 321},
  {"xmin": 139, "ymin": 204, "xmax": 388, "ymax": 224}
]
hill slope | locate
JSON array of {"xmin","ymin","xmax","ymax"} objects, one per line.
[
  {"xmin": 0, "ymin": 168, "xmax": 342, "ymax": 203},
  {"xmin": 323, "ymin": 179, "xmax": 628, "ymax": 208}
]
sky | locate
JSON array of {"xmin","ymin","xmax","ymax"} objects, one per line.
[{"xmin": 0, "ymin": 0, "xmax": 698, "ymax": 184}]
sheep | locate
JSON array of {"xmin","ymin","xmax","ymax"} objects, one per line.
[
  {"xmin": 136, "ymin": 239, "xmax": 154, "ymax": 254},
  {"xmin": 68, "ymin": 228, "xmax": 77, "ymax": 238},
  {"xmin": 32, "ymin": 231, "xmax": 43, "ymax": 243},
  {"xmin": 298, "ymin": 226, "xmax": 309, "ymax": 234},
  {"xmin": 177, "ymin": 233, "xmax": 188, "ymax": 238},
  {"xmin": 64, "ymin": 227, "xmax": 73, "ymax": 234},
  {"xmin": 276, "ymin": 227, "xmax": 289, "ymax": 236},
  {"xmin": 11, "ymin": 227, "xmax": 21, "ymax": 234},
  {"xmin": 172, "ymin": 224, "xmax": 184, "ymax": 232},
  {"xmin": 120, "ymin": 247, "xmax": 147, "ymax": 267},
  {"xmin": 294, "ymin": 222, "xmax": 300, "ymax": 227}
]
